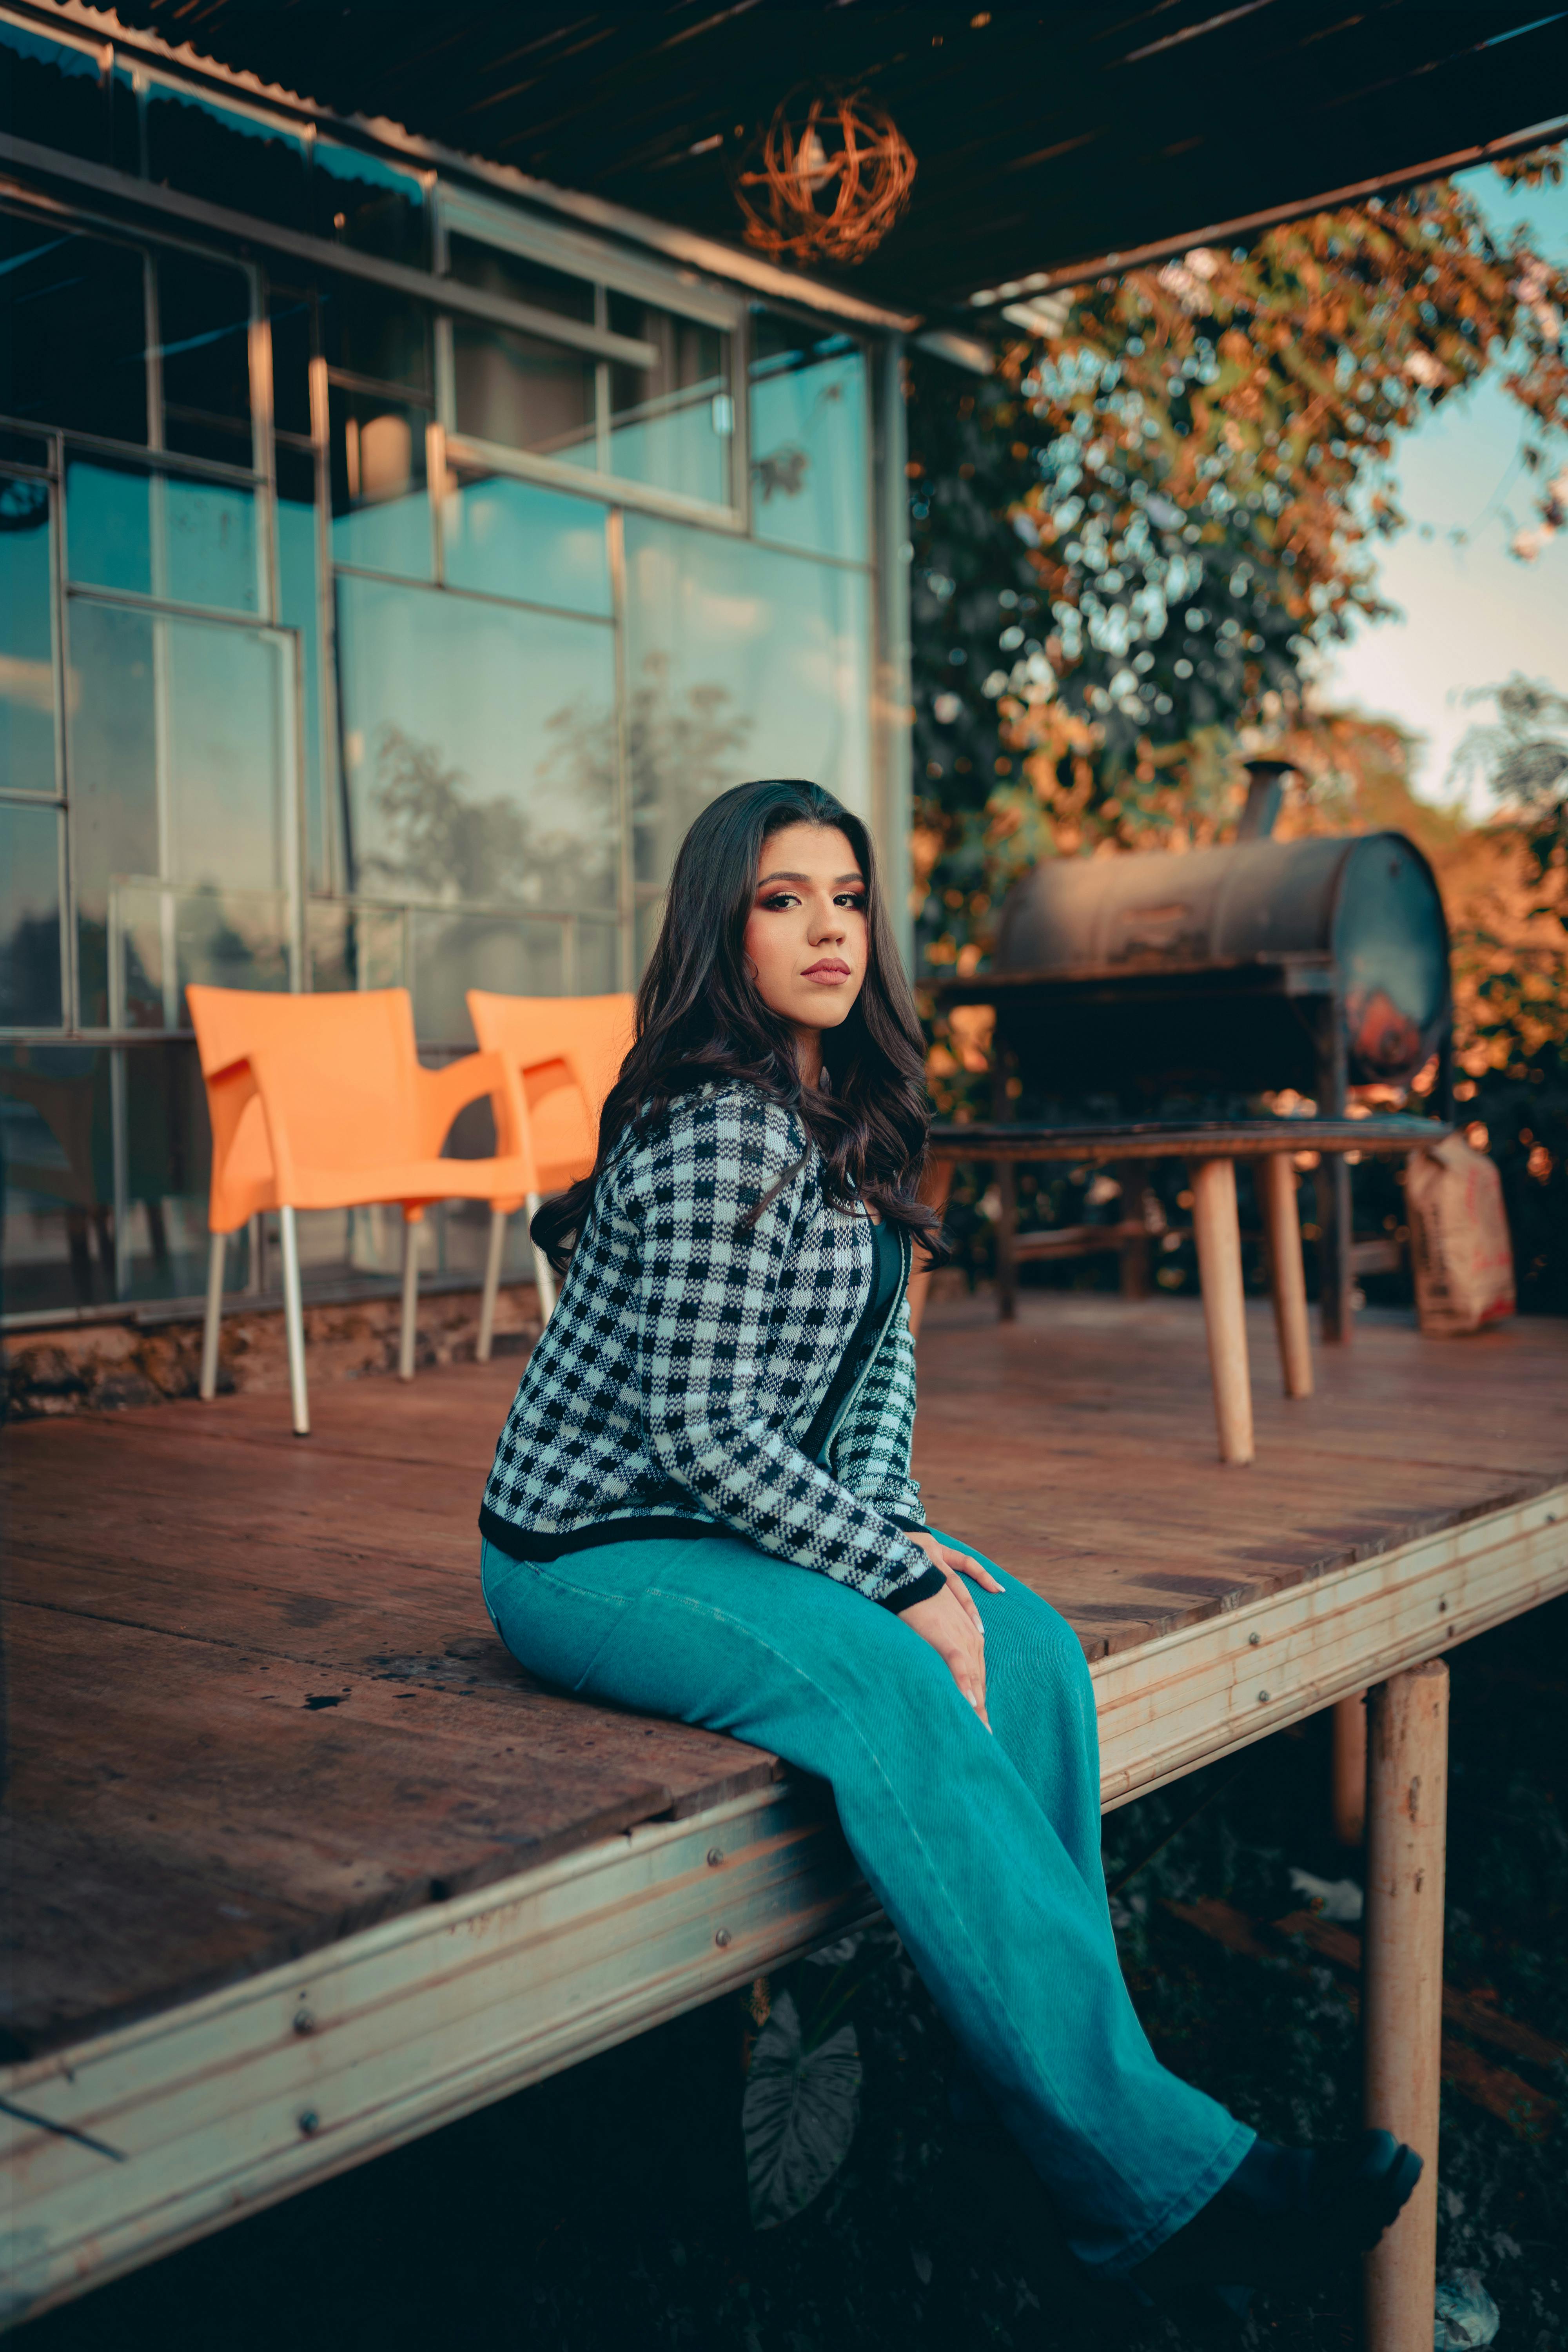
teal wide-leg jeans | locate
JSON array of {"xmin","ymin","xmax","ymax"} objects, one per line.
[{"xmin": 479, "ymin": 1526, "xmax": 1251, "ymax": 2278}]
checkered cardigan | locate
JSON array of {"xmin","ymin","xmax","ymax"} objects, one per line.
[{"xmin": 481, "ymin": 1081, "xmax": 937, "ymax": 1608}]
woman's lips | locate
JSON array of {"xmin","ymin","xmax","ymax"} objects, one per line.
[{"xmin": 801, "ymin": 960, "xmax": 851, "ymax": 982}]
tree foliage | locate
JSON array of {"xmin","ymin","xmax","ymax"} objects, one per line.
[{"xmin": 908, "ymin": 153, "xmax": 1568, "ymax": 977}]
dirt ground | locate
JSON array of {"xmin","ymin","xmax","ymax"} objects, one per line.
[{"xmin": 33, "ymin": 1595, "xmax": 1568, "ymax": 2352}]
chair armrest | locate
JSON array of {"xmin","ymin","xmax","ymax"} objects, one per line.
[
  {"xmin": 417, "ymin": 1049, "xmax": 533, "ymax": 1172},
  {"xmin": 203, "ymin": 1050, "xmax": 298, "ymax": 1217}
]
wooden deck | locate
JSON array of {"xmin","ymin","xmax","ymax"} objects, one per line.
[{"xmin": 4, "ymin": 1294, "xmax": 1566, "ymax": 2324}]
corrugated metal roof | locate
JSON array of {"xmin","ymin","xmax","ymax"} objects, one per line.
[{"xmin": 36, "ymin": 2, "xmax": 1568, "ymax": 315}]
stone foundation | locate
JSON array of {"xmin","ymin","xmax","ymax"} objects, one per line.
[{"xmin": 2, "ymin": 1284, "xmax": 543, "ymax": 1420}]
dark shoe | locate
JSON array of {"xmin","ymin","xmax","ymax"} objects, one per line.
[{"xmin": 1132, "ymin": 2129, "xmax": 1423, "ymax": 2296}]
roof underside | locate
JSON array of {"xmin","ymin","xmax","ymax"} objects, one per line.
[{"xmin": 78, "ymin": 1, "xmax": 1568, "ymax": 314}]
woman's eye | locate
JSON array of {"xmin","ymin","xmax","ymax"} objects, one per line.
[
  {"xmin": 835, "ymin": 892, "xmax": 866, "ymax": 909},
  {"xmin": 760, "ymin": 891, "xmax": 799, "ymax": 911}
]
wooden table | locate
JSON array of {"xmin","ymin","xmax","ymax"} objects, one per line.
[
  {"xmin": 2, "ymin": 1318, "xmax": 1565, "ymax": 2350},
  {"xmin": 926, "ymin": 1117, "xmax": 1450, "ymax": 1466}
]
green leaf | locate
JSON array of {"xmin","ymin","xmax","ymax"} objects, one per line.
[{"xmin": 742, "ymin": 1991, "xmax": 862, "ymax": 2230}]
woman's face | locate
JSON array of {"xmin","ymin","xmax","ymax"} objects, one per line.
[{"xmin": 742, "ymin": 822, "xmax": 868, "ymax": 1039}]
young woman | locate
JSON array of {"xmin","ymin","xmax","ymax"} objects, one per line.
[{"xmin": 479, "ymin": 777, "xmax": 1420, "ymax": 2313}]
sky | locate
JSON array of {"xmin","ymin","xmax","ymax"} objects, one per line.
[{"xmin": 1315, "ymin": 162, "xmax": 1568, "ymax": 815}]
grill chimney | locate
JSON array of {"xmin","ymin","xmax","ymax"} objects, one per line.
[{"xmin": 1237, "ymin": 758, "xmax": 1295, "ymax": 842}]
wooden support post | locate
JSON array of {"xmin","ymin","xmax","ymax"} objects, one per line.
[
  {"xmin": 1115, "ymin": 1159, "xmax": 1152, "ymax": 1301},
  {"xmin": 907, "ymin": 1159, "xmax": 954, "ymax": 1343},
  {"xmin": 1261, "ymin": 1151, "xmax": 1314, "ymax": 1398},
  {"xmin": 1331, "ymin": 1690, "xmax": 1367, "ymax": 1846},
  {"xmin": 1363, "ymin": 1661, "xmax": 1448, "ymax": 2352},
  {"xmin": 1189, "ymin": 1156, "xmax": 1254, "ymax": 1465}
]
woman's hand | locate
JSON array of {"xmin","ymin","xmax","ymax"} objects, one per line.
[
  {"xmin": 899, "ymin": 1575, "xmax": 993, "ymax": 1730},
  {"xmin": 906, "ymin": 1530, "xmax": 1004, "ymax": 1636}
]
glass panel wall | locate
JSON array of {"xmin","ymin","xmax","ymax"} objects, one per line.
[{"xmin": 0, "ymin": 33, "xmax": 886, "ymax": 1319}]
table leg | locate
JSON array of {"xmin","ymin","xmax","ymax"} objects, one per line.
[
  {"xmin": 996, "ymin": 1160, "xmax": 1019, "ymax": 1324},
  {"xmin": 1115, "ymin": 1158, "xmax": 1152, "ymax": 1300},
  {"xmin": 1331, "ymin": 1690, "xmax": 1367, "ymax": 1846},
  {"xmin": 1317, "ymin": 1152, "xmax": 1354, "ymax": 1344},
  {"xmin": 1261, "ymin": 1152, "xmax": 1314, "ymax": 1397},
  {"xmin": 1190, "ymin": 1157, "xmax": 1254, "ymax": 1465},
  {"xmin": 908, "ymin": 1159, "xmax": 955, "ymax": 1343},
  {"xmin": 1363, "ymin": 1661, "xmax": 1447, "ymax": 2352}
]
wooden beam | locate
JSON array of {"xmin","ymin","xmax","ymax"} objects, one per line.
[
  {"xmin": 1363, "ymin": 1663, "xmax": 1449, "ymax": 2352},
  {"xmin": 1190, "ymin": 1157, "xmax": 1254, "ymax": 1465}
]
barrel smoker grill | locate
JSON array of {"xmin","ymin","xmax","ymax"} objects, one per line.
[{"xmin": 942, "ymin": 771, "xmax": 1453, "ymax": 1337}]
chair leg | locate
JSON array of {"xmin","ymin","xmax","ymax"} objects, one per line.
[
  {"xmin": 526, "ymin": 1190, "xmax": 558, "ymax": 1323},
  {"xmin": 477, "ymin": 1205, "xmax": 508, "ymax": 1363},
  {"xmin": 399, "ymin": 1215, "xmax": 420, "ymax": 1381},
  {"xmin": 199, "ymin": 1230, "xmax": 226, "ymax": 1401},
  {"xmin": 1261, "ymin": 1151, "xmax": 1314, "ymax": 1398},
  {"xmin": 1191, "ymin": 1156, "xmax": 1255, "ymax": 1465},
  {"xmin": 278, "ymin": 1205, "xmax": 310, "ymax": 1438}
]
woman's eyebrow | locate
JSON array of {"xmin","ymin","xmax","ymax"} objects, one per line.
[{"xmin": 756, "ymin": 871, "xmax": 866, "ymax": 887}]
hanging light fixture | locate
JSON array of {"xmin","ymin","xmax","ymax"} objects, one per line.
[{"xmin": 732, "ymin": 89, "xmax": 916, "ymax": 266}]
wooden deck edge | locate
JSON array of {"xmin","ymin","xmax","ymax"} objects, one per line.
[
  {"xmin": 1093, "ymin": 1482, "xmax": 1568, "ymax": 1806},
  {"xmin": 4, "ymin": 1483, "xmax": 1564, "ymax": 2325}
]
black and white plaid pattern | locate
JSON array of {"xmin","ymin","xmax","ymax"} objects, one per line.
[{"xmin": 483, "ymin": 1082, "xmax": 932, "ymax": 1605}]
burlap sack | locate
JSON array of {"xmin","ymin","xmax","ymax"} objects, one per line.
[{"xmin": 1405, "ymin": 1135, "xmax": 1515, "ymax": 1337}]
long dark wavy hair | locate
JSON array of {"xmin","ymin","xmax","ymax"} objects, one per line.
[{"xmin": 532, "ymin": 778, "xmax": 943, "ymax": 1274}]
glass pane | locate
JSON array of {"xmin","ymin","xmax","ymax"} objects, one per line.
[
  {"xmin": 0, "ymin": 431, "xmax": 48, "ymax": 469},
  {"xmin": 0, "ymin": 1044, "xmax": 115, "ymax": 1312},
  {"xmin": 329, "ymin": 388, "xmax": 432, "ymax": 580},
  {"xmin": 319, "ymin": 279, "xmax": 430, "ymax": 396},
  {"xmin": 268, "ymin": 287, "xmax": 314, "ymax": 439},
  {"xmin": 336, "ymin": 573, "xmax": 617, "ymax": 913},
  {"xmin": 145, "ymin": 83, "xmax": 310, "ymax": 230},
  {"xmin": 67, "ymin": 600, "xmax": 157, "ymax": 1027},
  {"xmin": 68, "ymin": 603, "xmax": 292, "ymax": 1026},
  {"xmin": 749, "ymin": 314, "xmax": 869, "ymax": 562},
  {"xmin": 276, "ymin": 448, "xmax": 327, "ymax": 890},
  {"xmin": 65, "ymin": 459, "xmax": 260, "ymax": 613},
  {"xmin": 624, "ymin": 515, "xmax": 872, "ymax": 888},
  {"xmin": 410, "ymin": 909, "xmax": 564, "ymax": 1044},
  {"xmin": 441, "ymin": 468, "xmax": 610, "ymax": 617},
  {"xmin": 156, "ymin": 250, "xmax": 253, "ymax": 462},
  {"xmin": 608, "ymin": 296, "xmax": 731, "ymax": 507},
  {"xmin": 0, "ymin": 218, "xmax": 146, "ymax": 445},
  {"xmin": 452, "ymin": 321, "xmax": 596, "ymax": 469},
  {"xmin": 0, "ymin": 800, "xmax": 63, "ymax": 1026},
  {"xmin": 0, "ymin": 22, "xmax": 106, "ymax": 165},
  {"xmin": 446, "ymin": 232, "xmax": 594, "ymax": 323},
  {"xmin": 306, "ymin": 899, "xmax": 405, "ymax": 994},
  {"xmin": 0, "ymin": 474, "xmax": 57, "ymax": 796},
  {"xmin": 576, "ymin": 919, "xmax": 619, "ymax": 996},
  {"xmin": 315, "ymin": 139, "xmax": 427, "ymax": 269},
  {"xmin": 168, "ymin": 622, "xmax": 288, "ymax": 895},
  {"xmin": 120, "ymin": 1038, "xmax": 215, "ymax": 1302}
]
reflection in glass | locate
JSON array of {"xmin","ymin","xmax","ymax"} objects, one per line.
[
  {"xmin": 575, "ymin": 919, "xmax": 619, "ymax": 996},
  {"xmin": 447, "ymin": 232, "xmax": 593, "ymax": 322},
  {"xmin": 65, "ymin": 459, "xmax": 259, "ymax": 613},
  {"xmin": 0, "ymin": 475, "xmax": 57, "ymax": 796},
  {"xmin": 329, "ymin": 388, "xmax": 433, "ymax": 579},
  {"xmin": 156, "ymin": 249, "xmax": 253, "ymax": 461},
  {"xmin": 316, "ymin": 140, "xmax": 427, "ymax": 267},
  {"xmin": 441, "ymin": 468, "xmax": 610, "ymax": 617},
  {"xmin": 276, "ymin": 448, "xmax": 327, "ymax": 888},
  {"xmin": 750, "ymin": 313, "xmax": 868, "ymax": 562},
  {"xmin": 67, "ymin": 600, "xmax": 157, "ymax": 1026},
  {"xmin": 319, "ymin": 278, "xmax": 430, "ymax": 395},
  {"xmin": 608, "ymin": 297, "xmax": 731, "ymax": 506},
  {"xmin": 0, "ymin": 1044, "xmax": 115, "ymax": 1312},
  {"xmin": 624, "ymin": 515, "xmax": 871, "ymax": 889},
  {"xmin": 306, "ymin": 899, "xmax": 406, "ymax": 995},
  {"xmin": 0, "ymin": 800, "xmax": 63, "ymax": 1026},
  {"xmin": 120, "ymin": 1038, "xmax": 215, "ymax": 1301},
  {"xmin": 411, "ymin": 909, "xmax": 564, "ymax": 1042},
  {"xmin": 145, "ymin": 82, "xmax": 310, "ymax": 230},
  {"xmin": 453, "ymin": 321, "xmax": 596, "ymax": 468},
  {"xmin": 0, "ymin": 20, "xmax": 107, "ymax": 163},
  {"xmin": 336, "ymin": 573, "xmax": 617, "ymax": 914},
  {"xmin": 0, "ymin": 216, "xmax": 147, "ymax": 445},
  {"xmin": 269, "ymin": 288, "xmax": 314, "ymax": 438},
  {"xmin": 67, "ymin": 602, "xmax": 293, "ymax": 1025}
]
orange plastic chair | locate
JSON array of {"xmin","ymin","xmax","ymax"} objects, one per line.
[
  {"xmin": 465, "ymin": 990, "xmax": 635, "ymax": 1349},
  {"xmin": 188, "ymin": 985, "xmax": 533, "ymax": 1436}
]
